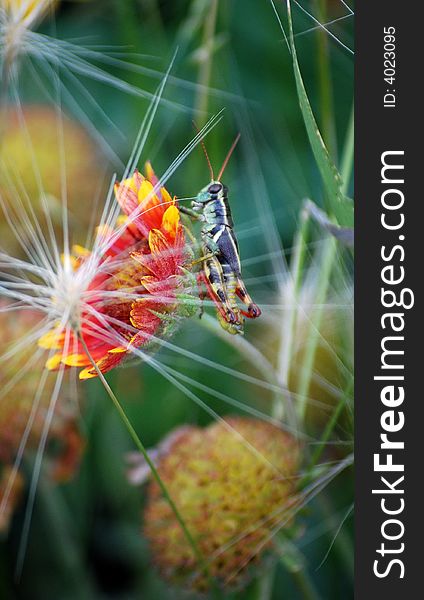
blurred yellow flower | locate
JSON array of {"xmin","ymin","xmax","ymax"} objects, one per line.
[{"xmin": 0, "ymin": 105, "xmax": 108, "ymax": 255}]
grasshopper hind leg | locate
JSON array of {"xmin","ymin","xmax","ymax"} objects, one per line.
[
  {"xmin": 201, "ymin": 256, "xmax": 244, "ymax": 334},
  {"xmin": 235, "ymin": 278, "xmax": 262, "ymax": 318},
  {"xmin": 195, "ymin": 272, "xmax": 208, "ymax": 319}
]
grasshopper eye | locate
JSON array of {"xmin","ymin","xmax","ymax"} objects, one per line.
[{"xmin": 208, "ymin": 183, "xmax": 222, "ymax": 194}]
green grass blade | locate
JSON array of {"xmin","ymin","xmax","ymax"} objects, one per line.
[{"xmin": 284, "ymin": 0, "xmax": 353, "ymax": 227}]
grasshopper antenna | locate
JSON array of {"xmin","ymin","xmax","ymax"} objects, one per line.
[
  {"xmin": 192, "ymin": 120, "xmax": 214, "ymax": 181},
  {"xmin": 217, "ymin": 133, "xmax": 241, "ymax": 182}
]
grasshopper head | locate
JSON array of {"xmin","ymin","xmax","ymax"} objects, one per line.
[{"xmin": 197, "ymin": 181, "xmax": 227, "ymax": 203}]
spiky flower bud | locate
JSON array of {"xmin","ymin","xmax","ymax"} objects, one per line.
[{"xmin": 143, "ymin": 417, "xmax": 301, "ymax": 592}]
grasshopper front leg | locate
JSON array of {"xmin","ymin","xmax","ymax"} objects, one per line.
[
  {"xmin": 189, "ymin": 252, "xmax": 216, "ymax": 267},
  {"xmin": 179, "ymin": 205, "xmax": 203, "ymax": 221}
]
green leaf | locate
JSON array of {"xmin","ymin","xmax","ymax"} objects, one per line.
[{"xmin": 285, "ymin": 0, "xmax": 354, "ymax": 227}]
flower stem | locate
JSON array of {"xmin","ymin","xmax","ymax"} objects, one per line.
[
  {"xmin": 340, "ymin": 104, "xmax": 354, "ymax": 196},
  {"xmin": 316, "ymin": 0, "xmax": 337, "ymax": 161},
  {"xmin": 317, "ymin": 494, "xmax": 354, "ymax": 581},
  {"xmin": 257, "ymin": 567, "xmax": 275, "ymax": 600},
  {"xmin": 34, "ymin": 472, "xmax": 95, "ymax": 598},
  {"xmin": 274, "ymin": 203, "xmax": 310, "ymax": 421},
  {"xmin": 78, "ymin": 336, "xmax": 211, "ymax": 585},
  {"xmin": 306, "ymin": 377, "xmax": 353, "ymax": 481},
  {"xmin": 274, "ymin": 536, "xmax": 321, "ymax": 600},
  {"xmin": 248, "ymin": 566, "xmax": 275, "ymax": 600},
  {"xmin": 295, "ymin": 235, "xmax": 337, "ymax": 422},
  {"xmin": 290, "ymin": 569, "xmax": 321, "ymax": 600}
]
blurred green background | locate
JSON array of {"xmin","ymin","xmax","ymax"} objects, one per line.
[{"xmin": 0, "ymin": 1, "xmax": 354, "ymax": 598}]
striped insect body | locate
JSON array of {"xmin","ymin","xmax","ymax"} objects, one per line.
[{"xmin": 181, "ymin": 135, "xmax": 261, "ymax": 334}]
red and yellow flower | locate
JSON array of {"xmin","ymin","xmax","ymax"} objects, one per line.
[{"xmin": 39, "ymin": 164, "xmax": 194, "ymax": 380}]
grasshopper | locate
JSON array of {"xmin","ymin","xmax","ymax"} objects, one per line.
[{"xmin": 180, "ymin": 134, "xmax": 261, "ymax": 334}]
